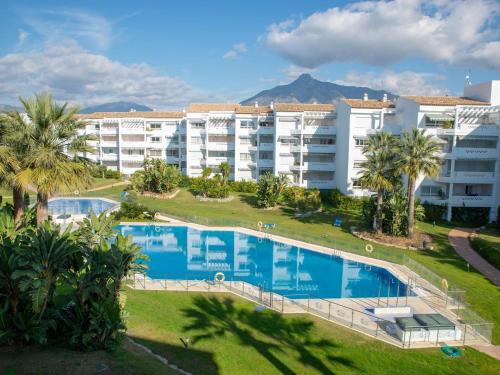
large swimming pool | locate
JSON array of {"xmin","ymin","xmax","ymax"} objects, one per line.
[
  {"xmin": 48, "ymin": 198, "xmax": 119, "ymax": 216},
  {"xmin": 118, "ymin": 225, "xmax": 409, "ymax": 299}
]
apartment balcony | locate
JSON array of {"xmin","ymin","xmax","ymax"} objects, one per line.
[
  {"xmin": 302, "ymin": 162, "xmax": 335, "ymax": 171},
  {"xmin": 207, "ymin": 142, "xmax": 235, "ymax": 151},
  {"xmin": 290, "ymin": 128, "xmax": 302, "ymax": 135},
  {"xmin": 258, "ymin": 143, "xmax": 274, "ymax": 151},
  {"xmin": 302, "ymin": 180, "xmax": 335, "ymax": 189},
  {"xmin": 207, "ymin": 156, "xmax": 234, "ymax": 165},
  {"xmin": 257, "ymin": 126, "xmax": 274, "ymax": 134},
  {"xmin": 121, "ymin": 153, "xmax": 145, "ymax": 161},
  {"xmin": 121, "ymin": 127, "xmax": 145, "ymax": 134},
  {"xmin": 453, "ymin": 171, "xmax": 495, "ymax": 180},
  {"xmin": 258, "ymin": 159, "xmax": 274, "ymax": 168},
  {"xmin": 291, "ymin": 144, "xmax": 336, "ymax": 153},
  {"xmin": 453, "ymin": 147, "xmax": 498, "ymax": 158},
  {"xmin": 449, "ymin": 195, "xmax": 495, "ymax": 206},
  {"xmin": 99, "ymin": 140, "xmax": 119, "ymax": 147},
  {"xmin": 206, "ymin": 127, "xmax": 235, "ymax": 135},
  {"xmin": 100, "ymin": 127, "xmax": 118, "ymax": 135},
  {"xmin": 100, "ymin": 153, "xmax": 118, "ymax": 161},
  {"xmin": 120, "ymin": 141, "xmax": 146, "ymax": 148},
  {"xmin": 302, "ymin": 126, "xmax": 336, "ymax": 135}
]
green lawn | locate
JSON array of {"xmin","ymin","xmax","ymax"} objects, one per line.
[
  {"xmin": 0, "ymin": 339, "xmax": 175, "ymax": 375},
  {"xmin": 470, "ymin": 228, "xmax": 500, "ymax": 270},
  {"xmin": 83, "ymin": 187, "xmax": 500, "ymax": 343},
  {"xmin": 125, "ymin": 289, "xmax": 499, "ymax": 375},
  {"xmin": 87, "ymin": 177, "xmax": 123, "ymax": 190}
]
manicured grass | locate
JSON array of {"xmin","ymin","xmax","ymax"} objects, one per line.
[
  {"xmin": 125, "ymin": 289, "xmax": 500, "ymax": 375},
  {"xmin": 470, "ymin": 228, "xmax": 500, "ymax": 270},
  {"xmin": 87, "ymin": 177, "xmax": 123, "ymax": 190},
  {"xmin": 83, "ymin": 187, "xmax": 500, "ymax": 343},
  {"xmin": 0, "ymin": 339, "xmax": 175, "ymax": 375}
]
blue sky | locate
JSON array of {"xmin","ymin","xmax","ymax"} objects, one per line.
[{"xmin": 0, "ymin": 0, "xmax": 499, "ymax": 109}]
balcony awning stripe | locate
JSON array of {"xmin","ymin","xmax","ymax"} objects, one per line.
[{"xmin": 425, "ymin": 113, "xmax": 454, "ymax": 121}]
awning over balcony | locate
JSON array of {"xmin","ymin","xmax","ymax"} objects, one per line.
[
  {"xmin": 425, "ymin": 113, "xmax": 454, "ymax": 121},
  {"xmin": 431, "ymin": 136, "xmax": 448, "ymax": 144}
]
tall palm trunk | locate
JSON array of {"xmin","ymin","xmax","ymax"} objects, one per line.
[
  {"xmin": 376, "ymin": 189, "xmax": 383, "ymax": 234},
  {"xmin": 13, "ymin": 186, "xmax": 24, "ymax": 225},
  {"xmin": 407, "ymin": 177, "xmax": 416, "ymax": 239},
  {"xmin": 37, "ymin": 191, "xmax": 49, "ymax": 225}
]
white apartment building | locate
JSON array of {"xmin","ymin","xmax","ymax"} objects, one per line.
[{"xmin": 80, "ymin": 80, "xmax": 500, "ymax": 222}]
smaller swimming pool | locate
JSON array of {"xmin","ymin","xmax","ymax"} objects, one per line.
[{"xmin": 48, "ymin": 198, "xmax": 119, "ymax": 216}]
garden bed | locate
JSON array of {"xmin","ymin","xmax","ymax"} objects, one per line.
[
  {"xmin": 140, "ymin": 189, "xmax": 180, "ymax": 200},
  {"xmin": 352, "ymin": 228, "xmax": 433, "ymax": 250},
  {"xmin": 195, "ymin": 195, "xmax": 234, "ymax": 203}
]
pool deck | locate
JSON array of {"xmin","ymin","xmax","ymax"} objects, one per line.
[{"xmin": 122, "ymin": 217, "xmax": 492, "ymax": 349}]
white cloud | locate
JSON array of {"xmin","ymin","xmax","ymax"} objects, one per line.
[
  {"xmin": 336, "ymin": 70, "xmax": 449, "ymax": 96},
  {"xmin": 22, "ymin": 8, "xmax": 112, "ymax": 50},
  {"xmin": 264, "ymin": 0, "xmax": 500, "ymax": 69},
  {"xmin": 17, "ymin": 29, "xmax": 29, "ymax": 47},
  {"xmin": 223, "ymin": 43, "xmax": 248, "ymax": 60},
  {"xmin": 282, "ymin": 65, "xmax": 317, "ymax": 80},
  {"xmin": 0, "ymin": 40, "xmax": 213, "ymax": 109}
]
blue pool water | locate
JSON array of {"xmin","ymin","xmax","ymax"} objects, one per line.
[
  {"xmin": 48, "ymin": 198, "xmax": 118, "ymax": 216},
  {"xmin": 117, "ymin": 225, "xmax": 409, "ymax": 299}
]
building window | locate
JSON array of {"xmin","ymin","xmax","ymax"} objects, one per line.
[
  {"xmin": 240, "ymin": 120, "xmax": 255, "ymax": 128},
  {"xmin": 150, "ymin": 136, "xmax": 161, "ymax": 143},
  {"xmin": 149, "ymin": 149, "xmax": 162, "ymax": 157},
  {"xmin": 94, "ymin": 124, "xmax": 100, "ymax": 130},
  {"xmin": 259, "ymin": 151, "xmax": 273, "ymax": 160},
  {"xmin": 191, "ymin": 122, "xmax": 205, "ymax": 129},
  {"xmin": 352, "ymin": 179, "xmax": 362, "ymax": 188},
  {"xmin": 208, "ymin": 150, "xmax": 234, "ymax": 158},
  {"xmin": 354, "ymin": 138, "xmax": 368, "ymax": 147},
  {"xmin": 420, "ymin": 185, "xmax": 442, "ymax": 197},
  {"xmin": 191, "ymin": 136, "xmax": 203, "ymax": 144},
  {"xmin": 240, "ymin": 153, "xmax": 252, "ymax": 161},
  {"xmin": 353, "ymin": 160, "xmax": 364, "ymax": 168},
  {"xmin": 259, "ymin": 121, "xmax": 274, "ymax": 127},
  {"xmin": 240, "ymin": 136, "xmax": 252, "ymax": 144},
  {"xmin": 166, "ymin": 149, "xmax": 179, "ymax": 157},
  {"xmin": 149, "ymin": 123, "xmax": 162, "ymax": 130},
  {"xmin": 259, "ymin": 135, "xmax": 274, "ymax": 144},
  {"xmin": 166, "ymin": 136, "xmax": 178, "ymax": 145}
]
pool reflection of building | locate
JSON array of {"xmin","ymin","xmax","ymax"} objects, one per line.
[{"xmin": 118, "ymin": 225, "xmax": 405, "ymax": 299}]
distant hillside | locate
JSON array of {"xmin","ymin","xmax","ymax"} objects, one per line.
[
  {"xmin": 0, "ymin": 104, "xmax": 23, "ymax": 112},
  {"xmin": 80, "ymin": 101, "xmax": 152, "ymax": 114},
  {"xmin": 241, "ymin": 74, "xmax": 395, "ymax": 105}
]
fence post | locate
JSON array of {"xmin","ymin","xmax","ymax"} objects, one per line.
[
  {"xmin": 436, "ymin": 327, "xmax": 440, "ymax": 346},
  {"xmin": 351, "ymin": 310, "xmax": 354, "ymax": 327},
  {"xmin": 307, "ymin": 298, "xmax": 310, "ymax": 312},
  {"xmin": 375, "ymin": 320, "xmax": 379, "ymax": 337},
  {"xmin": 143, "ymin": 274, "xmax": 146, "ymax": 289},
  {"xmin": 328, "ymin": 303, "xmax": 331, "ymax": 320},
  {"xmin": 463, "ymin": 324, "xmax": 467, "ymax": 345},
  {"xmin": 281, "ymin": 296, "xmax": 284, "ymax": 312}
]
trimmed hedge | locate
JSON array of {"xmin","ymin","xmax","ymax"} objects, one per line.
[{"xmin": 422, "ymin": 203, "xmax": 447, "ymax": 222}]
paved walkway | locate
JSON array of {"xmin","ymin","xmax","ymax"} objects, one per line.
[
  {"xmin": 86, "ymin": 181, "xmax": 129, "ymax": 192},
  {"xmin": 448, "ymin": 228, "xmax": 500, "ymax": 286}
]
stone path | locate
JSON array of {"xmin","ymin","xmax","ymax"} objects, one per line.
[{"xmin": 448, "ymin": 228, "xmax": 500, "ymax": 286}]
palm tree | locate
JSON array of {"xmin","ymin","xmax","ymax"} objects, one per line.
[
  {"xmin": 397, "ymin": 129, "xmax": 441, "ymax": 238},
  {"xmin": 358, "ymin": 132, "xmax": 397, "ymax": 233},
  {"xmin": 0, "ymin": 120, "xmax": 22, "ymax": 224},
  {"xmin": 2, "ymin": 93, "xmax": 95, "ymax": 225},
  {"xmin": 219, "ymin": 162, "xmax": 231, "ymax": 183}
]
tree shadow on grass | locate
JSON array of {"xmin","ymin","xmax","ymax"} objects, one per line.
[{"xmin": 181, "ymin": 295, "xmax": 357, "ymax": 375}]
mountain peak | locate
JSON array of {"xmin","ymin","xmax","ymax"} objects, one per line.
[
  {"xmin": 295, "ymin": 73, "xmax": 314, "ymax": 82},
  {"xmin": 80, "ymin": 101, "xmax": 153, "ymax": 114},
  {"xmin": 241, "ymin": 75, "xmax": 395, "ymax": 105}
]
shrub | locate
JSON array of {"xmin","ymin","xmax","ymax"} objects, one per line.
[
  {"xmin": 90, "ymin": 163, "xmax": 122, "ymax": 180},
  {"xmin": 0, "ymin": 213, "xmax": 146, "ymax": 350},
  {"xmin": 114, "ymin": 191, "xmax": 156, "ymax": 220},
  {"xmin": 257, "ymin": 173, "xmax": 289, "ymax": 208},
  {"xmin": 329, "ymin": 188, "xmax": 366, "ymax": 211},
  {"xmin": 179, "ymin": 174, "xmax": 192, "ymax": 188},
  {"xmin": 362, "ymin": 187, "xmax": 424, "ymax": 236},
  {"xmin": 230, "ymin": 180, "xmax": 258, "ymax": 193},
  {"xmin": 142, "ymin": 159, "xmax": 181, "ymax": 193},
  {"xmin": 452, "ymin": 207, "xmax": 489, "ymax": 226},
  {"xmin": 129, "ymin": 170, "xmax": 145, "ymax": 192},
  {"xmin": 296, "ymin": 189, "xmax": 322, "ymax": 213},
  {"xmin": 190, "ymin": 167, "xmax": 230, "ymax": 199},
  {"xmin": 422, "ymin": 203, "xmax": 447, "ymax": 222}
]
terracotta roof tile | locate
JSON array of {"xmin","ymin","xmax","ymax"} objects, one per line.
[
  {"xmin": 342, "ymin": 99, "xmax": 395, "ymax": 109},
  {"xmin": 236, "ymin": 106, "xmax": 273, "ymax": 114},
  {"xmin": 273, "ymin": 103, "xmax": 336, "ymax": 112},
  {"xmin": 187, "ymin": 103, "xmax": 240, "ymax": 112},
  {"xmin": 77, "ymin": 111, "xmax": 184, "ymax": 119},
  {"xmin": 402, "ymin": 96, "xmax": 489, "ymax": 106}
]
